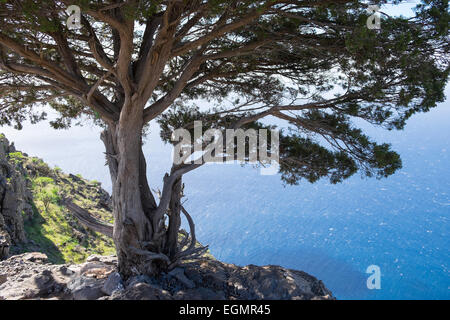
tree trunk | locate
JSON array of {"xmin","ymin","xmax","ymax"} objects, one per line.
[
  {"xmin": 100, "ymin": 100, "xmax": 166, "ymax": 277},
  {"xmin": 165, "ymin": 174, "xmax": 182, "ymax": 261},
  {"xmin": 99, "ymin": 101, "xmax": 204, "ymax": 278}
]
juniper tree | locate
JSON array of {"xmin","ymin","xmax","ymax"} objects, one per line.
[{"xmin": 0, "ymin": 0, "xmax": 448, "ymax": 277}]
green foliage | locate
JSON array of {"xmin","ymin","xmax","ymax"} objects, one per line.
[
  {"xmin": 8, "ymin": 153, "xmax": 116, "ymax": 264},
  {"xmin": 36, "ymin": 186, "xmax": 60, "ymax": 212},
  {"xmin": 0, "ymin": 0, "xmax": 449, "ymax": 188},
  {"xmin": 8, "ymin": 151, "xmax": 25, "ymax": 165},
  {"xmin": 33, "ymin": 176, "xmax": 54, "ymax": 188},
  {"xmin": 31, "ymin": 159, "xmax": 52, "ymax": 176}
]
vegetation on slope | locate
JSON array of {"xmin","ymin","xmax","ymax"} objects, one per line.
[{"xmin": 9, "ymin": 152, "xmax": 115, "ymax": 264}]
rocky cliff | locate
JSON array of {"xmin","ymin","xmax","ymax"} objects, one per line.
[
  {"xmin": 0, "ymin": 135, "xmax": 32, "ymax": 259},
  {"xmin": 0, "ymin": 135, "xmax": 334, "ymax": 300},
  {"xmin": 0, "ymin": 252, "xmax": 333, "ymax": 300}
]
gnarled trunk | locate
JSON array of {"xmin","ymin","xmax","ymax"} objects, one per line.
[
  {"xmin": 99, "ymin": 101, "xmax": 207, "ymax": 278},
  {"xmin": 100, "ymin": 101, "xmax": 164, "ymax": 277}
]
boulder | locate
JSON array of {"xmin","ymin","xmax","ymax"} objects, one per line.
[
  {"xmin": 110, "ymin": 282, "xmax": 172, "ymax": 300},
  {"xmin": 68, "ymin": 276, "xmax": 105, "ymax": 300},
  {"xmin": 102, "ymin": 272, "xmax": 124, "ymax": 296}
]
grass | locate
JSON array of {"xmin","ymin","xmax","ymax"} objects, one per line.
[{"xmin": 15, "ymin": 159, "xmax": 116, "ymax": 264}]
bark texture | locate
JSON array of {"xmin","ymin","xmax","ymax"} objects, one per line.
[{"xmin": 100, "ymin": 100, "xmax": 206, "ymax": 277}]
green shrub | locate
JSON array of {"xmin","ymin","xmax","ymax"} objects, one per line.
[
  {"xmin": 33, "ymin": 177, "xmax": 54, "ymax": 189},
  {"xmin": 90, "ymin": 180, "xmax": 101, "ymax": 186},
  {"xmin": 36, "ymin": 186, "xmax": 60, "ymax": 212},
  {"xmin": 8, "ymin": 152, "xmax": 24, "ymax": 164}
]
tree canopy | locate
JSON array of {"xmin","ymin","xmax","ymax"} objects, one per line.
[{"xmin": 1, "ymin": 1, "xmax": 448, "ymax": 184}]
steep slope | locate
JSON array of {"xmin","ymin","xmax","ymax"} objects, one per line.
[{"xmin": 0, "ymin": 134, "xmax": 115, "ymax": 263}]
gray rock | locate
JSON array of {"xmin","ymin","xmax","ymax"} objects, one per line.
[
  {"xmin": 85, "ymin": 255, "xmax": 101, "ymax": 263},
  {"xmin": 0, "ymin": 252, "xmax": 334, "ymax": 300},
  {"xmin": 102, "ymin": 272, "xmax": 124, "ymax": 296},
  {"xmin": 72, "ymin": 285, "xmax": 105, "ymax": 300},
  {"xmin": 0, "ymin": 274, "xmax": 7, "ymax": 285},
  {"xmin": 68, "ymin": 276, "xmax": 106, "ymax": 300},
  {"xmin": 175, "ymin": 287, "xmax": 226, "ymax": 300},
  {"xmin": 22, "ymin": 252, "xmax": 48, "ymax": 264},
  {"xmin": 86, "ymin": 254, "xmax": 117, "ymax": 266},
  {"xmin": 168, "ymin": 267, "xmax": 195, "ymax": 289},
  {"xmin": 0, "ymin": 136, "xmax": 34, "ymax": 260},
  {"xmin": 125, "ymin": 274, "xmax": 152, "ymax": 288},
  {"xmin": 110, "ymin": 282, "xmax": 172, "ymax": 300}
]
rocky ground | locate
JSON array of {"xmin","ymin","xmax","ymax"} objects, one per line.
[{"xmin": 0, "ymin": 252, "xmax": 334, "ymax": 300}]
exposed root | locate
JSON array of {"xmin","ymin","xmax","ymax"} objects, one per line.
[{"xmin": 129, "ymin": 247, "xmax": 171, "ymax": 264}]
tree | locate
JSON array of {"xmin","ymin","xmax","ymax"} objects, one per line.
[{"xmin": 0, "ymin": 0, "xmax": 448, "ymax": 277}]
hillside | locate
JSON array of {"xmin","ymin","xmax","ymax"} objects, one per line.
[{"xmin": 0, "ymin": 134, "xmax": 115, "ymax": 263}]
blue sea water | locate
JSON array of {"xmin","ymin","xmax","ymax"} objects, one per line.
[
  {"xmin": 2, "ymin": 76, "xmax": 449, "ymax": 300},
  {"xmin": 180, "ymin": 100, "xmax": 450, "ymax": 300}
]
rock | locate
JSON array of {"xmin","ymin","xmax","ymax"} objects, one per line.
[
  {"xmin": 67, "ymin": 276, "xmax": 105, "ymax": 300},
  {"xmin": 0, "ymin": 136, "xmax": 33, "ymax": 260},
  {"xmin": 66, "ymin": 259, "xmax": 118, "ymax": 300},
  {"xmin": 102, "ymin": 272, "xmax": 124, "ymax": 296},
  {"xmin": 85, "ymin": 255, "xmax": 101, "ymax": 263},
  {"xmin": 79, "ymin": 261, "xmax": 114, "ymax": 279},
  {"xmin": 168, "ymin": 267, "xmax": 195, "ymax": 289},
  {"xmin": 0, "ymin": 231, "xmax": 10, "ymax": 260},
  {"xmin": 175, "ymin": 287, "xmax": 226, "ymax": 300},
  {"xmin": 0, "ymin": 254, "xmax": 72, "ymax": 300},
  {"xmin": 110, "ymin": 282, "xmax": 172, "ymax": 300},
  {"xmin": 0, "ymin": 252, "xmax": 334, "ymax": 300},
  {"xmin": 0, "ymin": 274, "xmax": 7, "ymax": 285},
  {"xmin": 86, "ymin": 254, "xmax": 118, "ymax": 266},
  {"xmin": 22, "ymin": 252, "xmax": 48, "ymax": 264},
  {"xmin": 72, "ymin": 284, "xmax": 105, "ymax": 300},
  {"xmin": 226, "ymin": 264, "xmax": 333, "ymax": 300}
]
